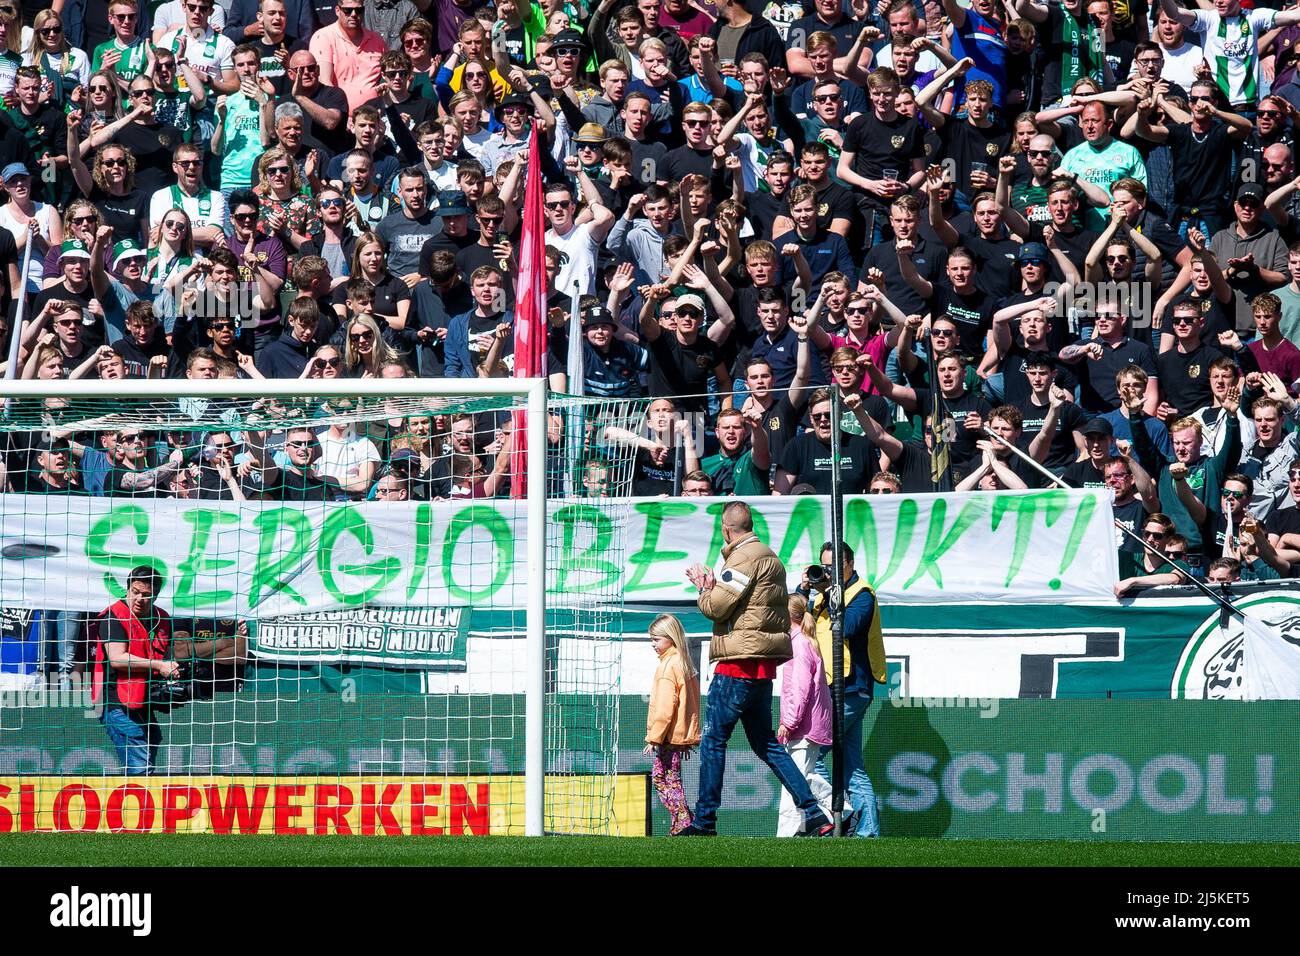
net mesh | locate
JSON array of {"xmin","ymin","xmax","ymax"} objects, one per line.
[{"xmin": 0, "ymin": 383, "xmax": 646, "ymax": 836}]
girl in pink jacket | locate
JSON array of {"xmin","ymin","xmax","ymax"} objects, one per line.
[{"xmin": 776, "ymin": 594, "xmax": 833, "ymax": 837}]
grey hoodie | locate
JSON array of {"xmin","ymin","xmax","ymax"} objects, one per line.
[{"xmin": 608, "ymin": 216, "xmax": 667, "ymax": 287}]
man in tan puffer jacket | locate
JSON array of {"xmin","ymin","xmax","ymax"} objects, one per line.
[{"xmin": 678, "ymin": 501, "xmax": 833, "ymax": 838}]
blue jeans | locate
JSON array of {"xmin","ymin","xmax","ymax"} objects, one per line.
[
  {"xmin": 694, "ymin": 674, "xmax": 822, "ymax": 832},
  {"xmin": 815, "ymin": 691, "xmax": 880, "ymax": 836},
  {"xmin": 100, "ymin": 707, "xmax": 160, "ymax": 776},
  {"xmin": 39, "ymin": 610, "xmax": 82, "ymax": 683}
]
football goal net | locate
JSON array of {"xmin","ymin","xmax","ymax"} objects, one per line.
[{"xmin": 0, "ymin": 378, "xmax": 645, "ymax": 837}]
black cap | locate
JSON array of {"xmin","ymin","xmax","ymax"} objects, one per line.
[
  {"xmin": 1236, "ymin": 182, "xmax": 1265, "ymax": 204},
  {"xmin": 582, "ymin": 305, "xmax": 616, "ymax": 328},
  {"xmin": 36, "ymin": 433, "xmax": 71, "ymax": 453},
  {"xmin": 1081, "ymin": 418, "xmax": 1114, "ymax": 437},
  {"xmin": 494, "ymin": 91, "xmax": 532, "ymax": 116},
  {"xmin": 550, "ymin": 28, "xmax": 586, "ymax": 52}
]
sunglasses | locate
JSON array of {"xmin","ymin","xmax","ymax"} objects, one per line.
[
  {"xmin": 232, "ymin": 212, "xmax": 258, "ymax": 222},
  {"xmin": 155, "ymin": 60, "xmax": 176, "ymax": 69},
  {"xmin": 266, "ymin": 165, "xmax": 291, "ymax": 176},
  {"xmin": 1026, "ymin": 150, "xmax": 1052, "ymax": 157},
  {"xmin": 119, "ymin": 434, "xmax": 145, "ymax": 443},
  {"xmin": 183, "ymin": 2, "xmax": 212, "ymax": 12},
  {"xmin": 1258, "ymin": 110, "xmax": 1282, "ymax": 118},
  {"xmin": 320, "ymin": 197, "xmax": 344, "ymax": 208},
  {"xmin": 129, "ymin": 88, "xmax": 155, "ymax": 98},
  {"xmin": 176, "ymin": 159, "xmax": 201, "ymax": 168},
  {"xmin": 1190, "ymin": 95, "xmax": 1214, "ymax": 103},
  {"xmin": 39, "ymin": 25, "xmax": 62, "ymax": 35},
  {"xmin": 71, "ymin": 215, "xmax": 98, "ymax": 225},
  {"xmin": 350, "ymin": 331, "xmax": 374, "ymax": 342},
  {"xmin": 211, "ymin": 441, "xmax": 238, "ymax": 450},
  {"xmin": 209, "ymin": 322, "xmax": 234, "ymax": 331},
  {"xmin": 846, "ymin": 306, "xmax": 870, "ymax": 314},
  {"xmin": 337, "ymin": 4, "xmax": 363, "ymax": 13},
  {"xmin": 813, "ymin": 94, "xmax": 840, "ymax": 103},
  {"xmin": 1166, "ymin": 550, "xmax": 1187, "ymax": 558},
  {"xmin": 809, "ymin": 412, "xmax": 833, "ymax": 422},
  {"xmin": 1143, "ymin": 529, "xmax": 1167, "ymax": 537},
  {"xmin": 110, "ymin": 11, "xmax": 138, "ymax": 20},
  {"xmin": 89, "ymin": 84, "xmax": 112, "ymax": 93},
  {"xmin": 286, "ymin": 439, "xmax": 314, "ymax": 448},
  {"xmin": 868, "ymin": 486, "xmax": 895, "ymax": 494},
  {"xmin": 162, "ymin": 220, "xmax": 187, "ymax": 230},
  {"xmin": 545, "ymin": 200, "xmax": 572, "ymax": 210},
  {"xmin": 320, "ymin": 356, "xmax": 341, "ymax": 368},
  {"xmin": 101, "ymin": 158, "xmax": 127, "ymax": 168},
  {"xmin": 831, "ymin": 364, "xmax": 858, "ymax": 373},
  {"xmin": 384, "ymin": 70, "xmax": 410, "ymax": 79},
  {"xmin": 1221, "ymin": 489, "xmax": 1246, "ymax": 499},
  {"xmin": 931, "ymin": 328, "xmax": 954, "ymax": 336},
  {"xmin": 479, "ymin": 215, "xmax": 503, "ymax": 224},
  {"xmin": 1020, "ymin": 258, "xmax": 1046, "ymax": 267},
  {"xmin": 1170, "ymin": 315, "xmax": 1196, "ymax": 326},
  {"xmin": 55, "ymin": 319, "xmax": 80, "ymax": 327},
  {"xmin": 683, "ymin": 119, "xmax": 710, "ymax": 127},
  {"xmin": 403, "ymin": 37, "xmax": 428, "ymax": 46}
]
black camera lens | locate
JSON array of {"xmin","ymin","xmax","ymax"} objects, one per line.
[{"xmin": 806, "ymin": 564, "xmax": 829, "ymax": 585}]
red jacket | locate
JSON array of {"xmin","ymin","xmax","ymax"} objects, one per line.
[{"xmin": 92, "ymin": 600, "xmax": 171, "ymax": 710}]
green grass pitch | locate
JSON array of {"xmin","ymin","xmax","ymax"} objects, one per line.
[{"xmin": 2, "ymin": 835, "xmax": 1297, "ymax": 867}]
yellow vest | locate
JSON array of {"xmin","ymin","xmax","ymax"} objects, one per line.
[{"xmin": 811, "ymin": 577, "xmax": 887, "ymax": 685}]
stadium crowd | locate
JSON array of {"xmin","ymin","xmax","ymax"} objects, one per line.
[{"xmin": 5, "ymin": 0, "xmax": 1300, "ymax": 599}]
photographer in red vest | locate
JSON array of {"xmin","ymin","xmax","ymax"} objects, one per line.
[{"xmin": 92, "ymin": 566, "xmax": 179, "ymax": 776}]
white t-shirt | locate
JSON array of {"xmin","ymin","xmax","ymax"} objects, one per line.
[
  {"xmin": 545, "ymin": 221, "xmax": 599, "ymax": 297},
  {"xmin": 0, "ymin": 203, "xmax": 56, "ymax": 293},
  {"xmin": 1152, "ymin": 40, "xmax": 1206, "ymax": 93},
  {"xmin": 315, "ymin": 428, "xmax": 381, "ymax": 488},
  {"xmin": 149, "ymin": 185, "xmax": 228, "ymax": 233},
  {"xmin": 152, "ymin": 2, "xmax": 227, "ymax": 37},
  {"xmin": 158, "ymin": 26, "xmax": 236, "ymax": 91},
  {"xmin": 874, "ymin": 45, "xmax": 943, "ymax": 77},
  {"xmin": 460, "ymin": 126, "xmax": 494, "ymax": 160},
  {"xmin": 1189, "ymin": 9, "xmax": 1276, "ymax": 105}
]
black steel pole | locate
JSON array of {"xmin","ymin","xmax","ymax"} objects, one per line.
[{"xmin": 829, "ymin": 388, "xmax": 846, "ymax": 835}]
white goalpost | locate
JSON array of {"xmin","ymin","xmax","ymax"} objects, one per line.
[{"xmin": 0, "ymin": 376, "xmax": 641, "ymax": 837}]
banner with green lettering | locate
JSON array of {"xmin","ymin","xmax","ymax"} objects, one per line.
[{"xmin": 0, "ymin": 489, "xmax": 1117, "ymax": 615}]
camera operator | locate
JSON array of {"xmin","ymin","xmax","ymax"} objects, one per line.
[
  {"xmin": 91, "ymin": 565, "xmax": 180, "ymax": 776},
  {"xmin": 803, "ymin": 541, "xmax": 887, "ymax": 838}
]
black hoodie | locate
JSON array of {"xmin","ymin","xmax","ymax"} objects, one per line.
[{"xmin": 256, "ymin": 328, "xmax": 313, "ymax": 379}]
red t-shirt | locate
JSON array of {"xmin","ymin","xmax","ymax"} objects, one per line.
[{"xmin": 715, "ymin": 659, "xmax": 778, "ymax": 680}]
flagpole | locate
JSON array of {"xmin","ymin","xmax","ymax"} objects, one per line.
[{"xmin": 981, "ymin": 426, "xmax": 1246, "ymax": 618}]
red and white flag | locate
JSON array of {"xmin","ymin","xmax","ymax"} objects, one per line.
[{"xmin": 511, "ymin": 124, "xmax": 547, "ymax": 498}]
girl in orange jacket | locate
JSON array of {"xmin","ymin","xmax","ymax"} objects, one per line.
[{"xmin": 644, "ymin": 613, "xmax": 702, "ymax": 835}]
